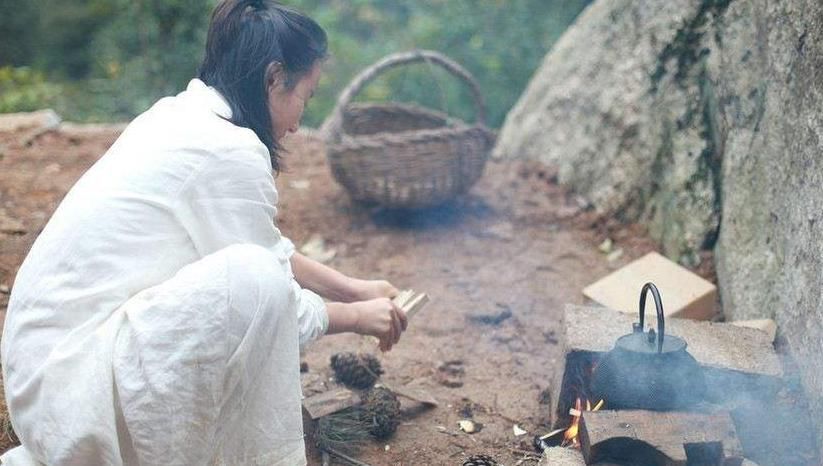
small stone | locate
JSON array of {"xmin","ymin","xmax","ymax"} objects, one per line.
[
  {"xmin": 458, "ymin": 419, "xmax": 481, "ymax": 434},
  {"xmin": 598, "ymin": 238, "xmax": 613, "ymax": 254},
  {"xmin": 0, "ymin": 109, "xmax": 61, "ymax": 133}
]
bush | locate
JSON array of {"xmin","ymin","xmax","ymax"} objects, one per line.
[{"xmin": 0, "ymin": 67, "xmax": 62, "ymax": 113}]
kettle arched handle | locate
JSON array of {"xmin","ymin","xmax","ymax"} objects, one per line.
[{"xmin": 638, "ymin": 282, "xmax": 665, "ymax": 353}]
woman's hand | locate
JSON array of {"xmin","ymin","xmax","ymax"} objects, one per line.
[
  {"xmin": 349, "ymin": 279, "xmax": 399, "ymax": 302},
  {"xmin": 353, "ymin": 297, "xmax": 408, "ymax": 352}
]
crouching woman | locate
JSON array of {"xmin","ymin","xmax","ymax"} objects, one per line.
[{"xmin": 0, "ymin": 1, "xmax": 406, "ymax": 464}]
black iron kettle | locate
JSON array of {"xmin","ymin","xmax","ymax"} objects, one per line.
[{"xmin": 590, "ymin": 282, "xmax": 706, "ymax": 410}]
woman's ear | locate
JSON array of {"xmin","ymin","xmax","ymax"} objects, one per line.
[{"xmin": 265, "ymin": 61, "xmax": 285, "ymax": 91}]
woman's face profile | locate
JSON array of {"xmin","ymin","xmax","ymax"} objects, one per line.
[{"xmin": 267, "ymin": 63, "xmax": 322, "ymax": 142}]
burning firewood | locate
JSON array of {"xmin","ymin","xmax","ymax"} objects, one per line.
[
  {"xmin": 533, "ymin": 397, "xmax": 603, "ymax": 453},
  {"xmin": 562, "ymin": 397, "xmax": 604, "ymax": 447}
]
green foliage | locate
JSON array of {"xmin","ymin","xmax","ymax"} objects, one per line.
[
  {"xmin": 1, "ymin": 0, "xmax": 591, "ymax": 126},
  {"xmin": 83, "ymin": 0, "xmax": 216, "ymax": 118},
  {"xmin": 0, "ymin": 67, "xmax": 62, "ymax": 113},
  {"xmin": 293, "ymin": 0, "xmax": 592, "ymax": 127},
  {"xmin": 30, "ymin": 0, "xmax": 119, "ymax": 78}
]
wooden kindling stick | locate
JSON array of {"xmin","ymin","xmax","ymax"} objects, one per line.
[{"xmin": 392, "ymin": 289, "xmax": 430, "ymax": 319}]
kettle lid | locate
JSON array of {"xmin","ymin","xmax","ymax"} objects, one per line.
[
  {"xmin": 615, "ymin": 329, "xmax": 687, "ymax": 354},
  {"xmin": 619, "ymin": 282, "xmax": 688, "ymax": 354}
]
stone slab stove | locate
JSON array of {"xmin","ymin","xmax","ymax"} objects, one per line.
[{"xmin": 539, "ymin": 304, "xmax": 807, "ymax": 466}]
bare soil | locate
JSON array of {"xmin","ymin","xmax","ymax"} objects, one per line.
[{"xmin": 0, "ymin": 124, "xmax": 668, "ymax": 464}]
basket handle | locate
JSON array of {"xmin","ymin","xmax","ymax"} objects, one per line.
[{"xmin": 320, "ymin": 49, "xmax": 487, "ymax": 143}]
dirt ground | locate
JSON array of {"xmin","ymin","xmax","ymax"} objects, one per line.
[{"xmin": 0, "ymin": 123, "xmax": 668, "ymax": 464}]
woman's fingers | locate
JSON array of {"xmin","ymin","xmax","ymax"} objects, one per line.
[
  {"xmin": 388, "ymin": 308, "xmax": 400, "ymax": 345},
  {"xmin": 397, "ymin": 305, "xmax": 408, "ymax": 331},
  {"xmin": 355, "ymin": 279, "xmax": 400, "ymax": 301},
  {"xmin": 382, "ymin": 301, "xmax": 405, "ymax": 351},
  {"xmin": 357, "ymin": 296, "xmax": 407, "ymax": 352},
  {"xmin": 386, "ymin": 319, "xmax": 396, "ymax": 349},
  {"xmin": 386, "ymin": 282, "xmax": 400, "ymax": 298}
]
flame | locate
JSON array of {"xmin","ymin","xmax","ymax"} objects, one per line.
[{"xmin": 562, "ymin": 397, "xmax": 604, "ymax": 447}]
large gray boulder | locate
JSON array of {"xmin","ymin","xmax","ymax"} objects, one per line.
[
  {"xmin": 715, "ymin": 1, "xmax": 823, "ymax": 442},
  {"xmin": 495, "ymin": 0, "xmax": 823, "ymax": 450},
  {"xmin": 494, "ymin": 0, "xmax": 728, "ymax": 265}
]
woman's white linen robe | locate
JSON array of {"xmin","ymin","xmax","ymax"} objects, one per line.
[{"xmin": 0, "ymin": 79, "xmax": 328, "ymax": 465}]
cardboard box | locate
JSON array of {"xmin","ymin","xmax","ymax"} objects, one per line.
[{"xmin": 582, "ymin": 252, "xmax": 717, "ymax": 320}]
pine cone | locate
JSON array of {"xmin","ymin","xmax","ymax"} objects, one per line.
[
  {"xmin": 330, "ymin": 352, "xmax": 383, "ymax": 389},
  {"xmin": 462, "ymin": 454, "xmax": 499, "ymax": 466},
  {"xmin": 360, "ymin": 386, "xmax": 401, "ymax": 439}
]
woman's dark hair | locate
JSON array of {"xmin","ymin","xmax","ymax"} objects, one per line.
[{"xmin": 198, "ymin": 0, "xmax": 327, "ymax": 171}]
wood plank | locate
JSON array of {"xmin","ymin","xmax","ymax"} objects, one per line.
[
  {"xmin": 392, "ymin": 289, "xmax": 415, "ymax": 308},
  {"xmin": 579, "ymin": 410, "xmax": 743, "ymax": 466},
  {"xmin": 391, "ymin": 289, "xmax": 430, "ymax": 319},
  {"xmin": 302, "ymin": 387, "xmax": 360, "ymax": 420},
  {"xmin": 403, "ymin": 292, "xmax": 430, "ymax": 319},
  {"xmin": 387, "ymin": 384, "xmax": 438, "ymax": 407}
]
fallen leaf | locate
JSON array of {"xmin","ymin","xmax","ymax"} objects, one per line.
[
  {"xmin": 289, "ymin": 179, "xmax": 311, "ymax": 190},
  {"xmin": 607, "ymin": 248, "xmax": 624, "ymax": 262},
  {"xmin": 300, "ymin": 234, "xmax": 336, "ymax": 263}
]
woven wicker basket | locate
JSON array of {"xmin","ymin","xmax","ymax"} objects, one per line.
[{"xmin": 320, "ymin": 50, "xmax": 495, "ymax": 209}]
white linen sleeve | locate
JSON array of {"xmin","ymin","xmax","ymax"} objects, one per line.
[
  {"xmin": 177, "ymin": 150, "xmax": 328, "ymax": 346},
  {"xmin": 291, "ymin": 281, "xmax": 328, "ymax": 350}
]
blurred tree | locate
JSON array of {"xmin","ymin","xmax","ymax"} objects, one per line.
[
  {"xmin": 0, "ymin": 0, "xmax": 592, "ymax": 126},
  {"xmin": 0, "ymin": 0, "xmax": 39, "ymax": 66},
  {"xmin": 33, "ymin": 0, "xmax": 118, "ymax": 78},
  {"xmin": 265, "ymin": 0, "xmax": 592, "ymax": 126},
  {"xmin": 84, "ymin": 0, "xmax": 216, "ymax": 118}
]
